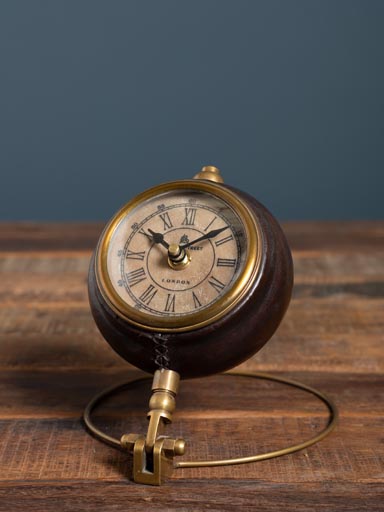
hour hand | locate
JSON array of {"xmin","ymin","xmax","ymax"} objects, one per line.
[
  {"xmin": 147, "ymin": 228, "xmax": 170, "ymax": 250},
  {"xmin": 180, "ymin": 226, "xmax": 229, "ymax": 249}
]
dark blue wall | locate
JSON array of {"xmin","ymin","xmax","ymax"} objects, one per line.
[{"xmin": 0, "ymin": 1, "xmax": 383, "ymax": 220}]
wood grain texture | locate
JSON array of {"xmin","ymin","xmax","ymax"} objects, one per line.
[{"xmin": 0, "ymin": 222, "xmax": 383, "ymax": 511}]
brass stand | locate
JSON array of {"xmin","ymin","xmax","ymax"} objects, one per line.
[{"xmin": 83, "ymin": 370, "xmax": 338, "ymax": 485}]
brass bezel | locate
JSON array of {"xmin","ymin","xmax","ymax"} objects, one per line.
[{"xmin": 95, "ymin": 179, "xmax": 263, "ymax": 333}]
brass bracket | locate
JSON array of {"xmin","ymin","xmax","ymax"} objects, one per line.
[
  {"xmin": 120, "ymin": 369, "xmax": 185, "ymax": 485},
  {"xmin": 121, "ymin": 434, "xmax": 185, "ymax": 485},
  {"xmin": 84, "ymin": 371, "xmax": 338, "ymax": 486}
]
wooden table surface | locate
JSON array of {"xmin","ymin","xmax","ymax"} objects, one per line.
[{"xmin": 0, "ymin": 222, "xmax": 383, "ymax": 511}]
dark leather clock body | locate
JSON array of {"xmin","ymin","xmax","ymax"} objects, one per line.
[{"xmin": 88, "ymin": 184, "xmax": 293, "ymax": 379}]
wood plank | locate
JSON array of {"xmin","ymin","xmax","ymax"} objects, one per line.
[
  {"xmin": 0, "ymin": 415, "xmax": 382, "ymax": 483},
  {"xmin": 1, "ymin": 253, "xmax": 384, "ymax": 298},
  {"xmin": 1, "ymin": 221, "xmax": 383, "ymax": 251},
  {"xmin": 0, "ymin": 371, "xmax": 381, "ymax": 419},
  {"xmin": 0, "ymin": 223, "xmax": 103, "ymax": 251},
  {"xmin": 0, "ymin": 298, "xmax": 382, "ymax": 373},
  {"xmin": 0, "ymin": 481, "xmax": 382, "ymax": 512},
  {"xmin": 1, "ymin": 250, "xmax": 383, "ymax": 278},
  {"xmin": 284, "ymin": 221, "xmax": 384, "ymax": 252}
]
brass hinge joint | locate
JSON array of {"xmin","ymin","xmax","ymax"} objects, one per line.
[{"xmin": 120, "ymin": 369, "xmax": 185, "ymax": 485}]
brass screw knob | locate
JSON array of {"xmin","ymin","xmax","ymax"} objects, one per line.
[
  {"xmin": 162, "ymin": 438, "xmax": 186, "ymax": 456},
  {"xmin": 174, "ymin": 438, "xmax": 186, "ymax": 456},
  {"xmin": 193, "ymin": 165, "xmax": 224, "ymax": 183}
]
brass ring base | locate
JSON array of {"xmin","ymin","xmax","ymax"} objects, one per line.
[{"xmin": 83, "ymin": 371, "xmax": 338, "ymax": 474}]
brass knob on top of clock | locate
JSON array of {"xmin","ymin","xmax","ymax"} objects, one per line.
[
  {"xmin": 193, "ymin": 165, "xmax": 224, "ymax": 183},
  {"xmin": 88, "ymin": 169, "xmax": 293, "ymax": 379}
]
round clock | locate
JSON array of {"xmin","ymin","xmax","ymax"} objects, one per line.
[
  {"xmin": 88, "ymin": 166, "xmax": 293, "ymax": 378},
  {"xmin": 85, "ymin": 166, "xmax": 337, "ymax": 486}
]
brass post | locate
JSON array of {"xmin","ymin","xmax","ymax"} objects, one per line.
[{"xmin": 146, "ymin": 369, "xmax": 180, "ymax": 450}]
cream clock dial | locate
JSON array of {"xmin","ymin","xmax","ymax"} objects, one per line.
[
  {"xmin": 108, "ymin": 190, "xmax": 245, "ymax": 316},
  {"xmin": 96, "ymin": 179, "xmax": 260, "ymax": 332}
]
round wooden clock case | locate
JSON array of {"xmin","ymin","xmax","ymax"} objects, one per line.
[{"xmin": 88, "ymin": 183, "xmax": 293, "ymax": 379}]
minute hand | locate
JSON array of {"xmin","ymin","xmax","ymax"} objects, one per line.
[{"xmin": 180, "ymin": 226, "xmax": 229, "ymax": 249}]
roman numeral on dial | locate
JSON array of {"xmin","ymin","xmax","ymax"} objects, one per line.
[
  {"xmin": 192, "ymin": 291, "xmax": 202, "ymax": 309},
  {"xmin": 159, "ymin": 212, "xmax": 173, "ymax": 230},
  {"xmin": 126, "ymin": 267, "xmax": 146, "ymax": 287},
  {"xmin": 214, "ymin": 234, "xmax": 234, "ymax": 247},
  {"xmin": 217, "ymin": 258, "xmax": 236, "ymax": 267},
  {"xmin": 164, "ymin": 293, "xmax": 176, "ymax": 312},
  {"xmin": 139, "ymin": 284, "xmax": 158, "ymax": 305},
  {"xmin": 182, "ymin": 207, "xmax": 197, "ymax": 226},
  {"xmin": 126, "ymin": 249, "xmax": 145, "ymax": 261},
  {"xmin": 204, "ymin": 216, "xmax": 217, "ymax": 232},
  {"xmin": 139, "ymin": 228, "xmax": 149, "ymax": 237},
  {"xmin": 208, "ymin": 275, "xmax": 226, "ymax": 293}
]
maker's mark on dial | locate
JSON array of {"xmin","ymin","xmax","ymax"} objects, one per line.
[{"xmin": 179, "ymin": 234, "xmax": 189, "ymax": 245}]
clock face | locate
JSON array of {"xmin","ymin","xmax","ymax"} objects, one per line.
[{"xmin": 97, "ymin": 181, "xmax": 260, "ymax": 331}]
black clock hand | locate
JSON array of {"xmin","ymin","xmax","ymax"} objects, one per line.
[
  {"xmin": 180, "ymin": 226, "xmax": 229, "ymax": 249},
  {"xmin": 139, "ymin": 229, "xmax": 154, "ymax": 243},
  {"xmin": 147, "ymin": 228, "xmax": 170, "ymax": 250}
]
